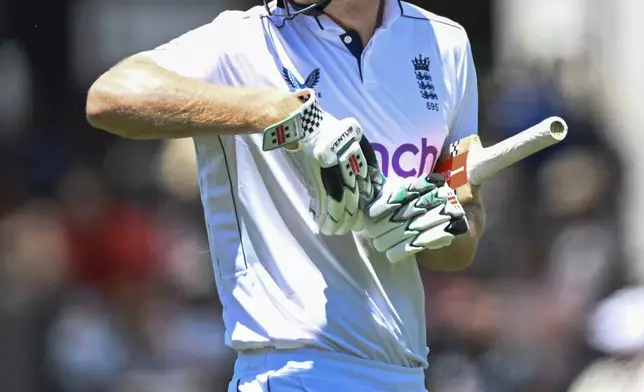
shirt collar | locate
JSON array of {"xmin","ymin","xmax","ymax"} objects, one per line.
[{"xmin": 302, "ymin": 0, "xmax": 403, "ymax": 35}]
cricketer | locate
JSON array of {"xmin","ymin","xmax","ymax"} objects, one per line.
[{"xmin": 86, "ymin": 0, "xmax": 486, "ymax": 390}]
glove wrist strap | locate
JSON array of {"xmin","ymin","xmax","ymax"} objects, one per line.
[{"xmin": 262, "ymin": 89, "xmax": 325, "ymax": 152}]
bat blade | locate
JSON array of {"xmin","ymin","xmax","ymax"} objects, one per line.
[{"xmin": 434, "ymin": 117, "xmax": 568, "ymax": 203}]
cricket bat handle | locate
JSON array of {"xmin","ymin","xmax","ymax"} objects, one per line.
[{"xmin": 467, "ymin": 117, "xmax": 568, "ymax": 185}]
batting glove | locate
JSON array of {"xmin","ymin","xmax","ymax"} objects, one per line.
[
  {"xmin": 262, "ymin": 89, "xmax": 380, "ymax": 236},
  {"xmin": 364, "ymin": 173, "xmax": 469, "ymax": 263}
]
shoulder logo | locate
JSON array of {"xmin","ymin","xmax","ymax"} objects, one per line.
[
  {"xmin": 282, "ymin": 67, "xmax": 322, "ymax": 95},
  {"xmin": 412, "ymin": 54, "xmax": 440, "ymax": 112}
]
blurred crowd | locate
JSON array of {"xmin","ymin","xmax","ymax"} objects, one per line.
[
  {"xmin": 424, "ymin": 56, "xmax": 631, "ymax": 392},
  {"xmin": 1, "ymin": 1, "xmax": 643, "ymax": 392}
]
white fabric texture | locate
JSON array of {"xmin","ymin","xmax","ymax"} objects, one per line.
[{"xmin": 138, "ymin": 0, "xmax": 479, "ymax": 369}]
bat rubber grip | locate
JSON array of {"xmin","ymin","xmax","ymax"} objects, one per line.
[{"xmin": 467, "ymin": 117, "xmax": 568, "ymax": 185}]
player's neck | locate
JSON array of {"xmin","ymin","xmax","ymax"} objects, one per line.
[{"xmin": 324, "ymin": 0, "xmax": 384, "ymax": 46}]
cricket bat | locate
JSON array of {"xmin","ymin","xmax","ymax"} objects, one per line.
[{"xmin": 433, "ymin": 116, "xmax": 568, "ymax": 203}]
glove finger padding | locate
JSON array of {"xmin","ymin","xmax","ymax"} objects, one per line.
[
  {"xmin": 372, "ymin": 202, "xmax": 451, "ymax": 252},
  {"xmin": 365, "ymin": 173, "xmax": 470, "ymax": 263},
  {"xmin": 261, "ymin": 89, "xmax": 377, "ymax": 236},
  {"xmin": 366, "ymin": 174, "xmax": 443, "ymax": 233},
  {"xmin": 385, "ymin": 220, "xmax": 455, "ymax": 263},
  {"xmin": 385, "ymin": 213, "xmax": 469, "ymax": 263}
]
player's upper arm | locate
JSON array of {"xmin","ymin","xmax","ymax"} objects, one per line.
[
  {"xmin": 134, "ymin": 11, "xmax": 245, "ymax": 82},
  {"xmin": 443, "ymin": 32, "xmax": 479, "ymax": 156}
]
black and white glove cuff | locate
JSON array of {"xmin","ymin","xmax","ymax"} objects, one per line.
[{"xmin": 262, "ymin": 89, "xmax": 325, "ymax": 152}]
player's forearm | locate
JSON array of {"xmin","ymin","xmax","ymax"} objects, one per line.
[
  {"xmin": 416, "ymin": 201, "xmax": 486, "ymax": 271},
  {"xmin": 86, "ymin": 56, "xmax": 301, "ymax": 139}
]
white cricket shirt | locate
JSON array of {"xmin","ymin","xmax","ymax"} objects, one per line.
[{"xmin": 139, "ymin": 0, "xmax": 478, "ymax": 369}]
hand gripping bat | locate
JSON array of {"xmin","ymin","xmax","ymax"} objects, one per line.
[{"xmin": 433, "ymin": 117, "xmax": 568, "ymax": 203}]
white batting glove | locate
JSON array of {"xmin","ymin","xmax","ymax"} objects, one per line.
[
  {"xmin": 262, "ymin": 89, "xmax": 380, "ymax": 236},
  {"xmin": 364, "ymin": 173, "xmax": 469, "ymax": 263}
]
